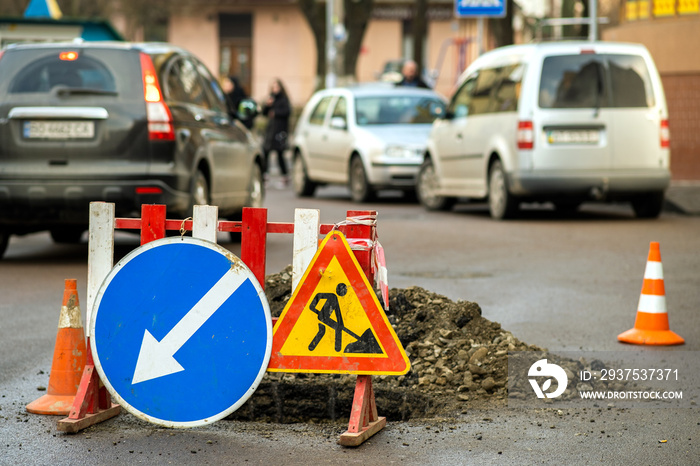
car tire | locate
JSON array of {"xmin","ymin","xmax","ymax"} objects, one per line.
[
  {"xmin": 0, "ymin": 229, "xmax": 9, "ymax": 259},
  {"xmin": 488, "ymin": 160, "xmax": 518, "ymax": 220},
  {"xmin": 417, "ymin": 158, "xmax": 456, "ymax": 211},
  {"xmin": 632, "ymin": 191, "xmax": 664, "ymax": 219},
  {"xmin": 349, "ymin": 156, "xmax": 375, "ymax": 203},
  {"xmin": 190, "ymin": 170, "xmax": 210, "ymax": 215},
  {"xmin": 50, "ymin": 227, "xmax": 84, "ymax": 244},
  {"xmin": 292, "ymin": 154, "xmax": 317, "ymax": 197}
]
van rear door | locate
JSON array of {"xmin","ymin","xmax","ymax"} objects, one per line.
[
  {"xmin": 535, "ymin": 53, "xmax": 613, "ymax": 172},
  {"xmin": 604, "ymin": 54, "xmax": 664, "ymax": 171}
]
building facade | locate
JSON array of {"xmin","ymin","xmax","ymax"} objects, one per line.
[{"xmin": 110, "ymin": 1, "xmax": 492, "ymax": 106}]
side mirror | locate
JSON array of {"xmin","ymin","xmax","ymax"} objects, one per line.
[
  {"xmin": 237, "ymin": 98, "xmax": 259, "ymax": 121},
  {"xmin": 329, "ymin": 116, "xmax": 347, "ymax": 130}
]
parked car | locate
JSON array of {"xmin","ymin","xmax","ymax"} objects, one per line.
[
  {"xmin": 0, "ymin": 41, "xmax": 264, "ymax": 258},
  {"xmin": 291, "ymin": 84, "xmax": 447, "ymax": 202},
  {"xmin": 418, "ymin": 41, "xmax": 671, "ymax": 219}
]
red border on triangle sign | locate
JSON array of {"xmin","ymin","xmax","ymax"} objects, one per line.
[{"xmin": 268, "ymin": 231, "xmax": 410, "ymax": 375}]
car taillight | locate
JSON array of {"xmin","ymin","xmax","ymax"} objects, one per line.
[
  {"xmin": 139, "ymin": 52, "xmax": 175, "ymax": 141},
  {"xmin": 660, "ymin": 119, "xmax": 670, "ymax": 148},
  {"xmin": 0, "ymin": 50, "xmax": 4, "ymax": 63},
  {"xmin": 517, "ymin": 120, "xmax": 534, "ymax": 150}
]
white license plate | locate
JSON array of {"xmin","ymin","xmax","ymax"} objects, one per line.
[
  {"xmin": 547, "ymin": 129, "xmax": 599, "ymax": 145},
  {"xmin": 23, "ymin": 121, "xmax": 95, "ymax": 139}
]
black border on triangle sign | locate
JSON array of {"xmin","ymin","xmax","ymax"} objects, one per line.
[{"xmin": 268, "ymin": 231, "xmax": 410, "ymax": 375}]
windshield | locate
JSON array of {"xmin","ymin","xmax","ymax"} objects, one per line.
[{"xmin": 355, "ymin": 95, "xmax": 445, "ymax": 125}]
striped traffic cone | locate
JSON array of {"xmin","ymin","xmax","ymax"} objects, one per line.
[
  {"xmin": 26, "ymin": 279, "xmax": 87, "ymax": 415},
  {"xmin": 618, "ymin": 242, "xmax": 684, "ymax": 346}
]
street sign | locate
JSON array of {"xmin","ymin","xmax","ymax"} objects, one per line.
[
  {"xmin": 455, "ymin": 0, "xmax": 507, "ymax": 18},
  {"xmin": 89, "ymin": 237, "xmax": 272, "ymax": 428},
  {"xmin": 268, "ymin": 231, "xmax": 410, "ymax": 375}
]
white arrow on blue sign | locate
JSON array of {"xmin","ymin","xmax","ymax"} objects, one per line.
[{"xmin": 89, "ymin": 237, "xmax": 272, "ymax": 428}]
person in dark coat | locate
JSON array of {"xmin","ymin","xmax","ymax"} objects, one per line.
[
  {"xmin": 261, "ymin": 78, "xmax": 291, "ymax": 185},
  {"xmin": 396, "ymin": 60, "xmax": 431, "ymax": 89},
  {"xmin": 222, "ymin": 76, "xmax": 253, "ymax": 129}
]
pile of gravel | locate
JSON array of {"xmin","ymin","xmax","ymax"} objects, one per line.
[{"xmin": 230, "ymin": 267, "xmax": 542, "ymax": 423}]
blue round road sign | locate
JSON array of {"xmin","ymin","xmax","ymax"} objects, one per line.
[{"xmin": 89, "ymin": 237, "xmax": 272, "ymax": 428}]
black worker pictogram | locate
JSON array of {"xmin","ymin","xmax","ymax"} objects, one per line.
[{"xmin": 307, "ymin": 283, "xmax": 382, "ymax": 354}]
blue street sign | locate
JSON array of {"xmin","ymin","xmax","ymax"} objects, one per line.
[
  {"xmin": 455, "ymin": 0, "xmax": 507, "ymax": 18},
  {"xmin": 89, "ymin": 237, "xmax": 272, "ymax": 428}
]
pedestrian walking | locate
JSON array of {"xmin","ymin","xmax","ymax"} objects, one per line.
[
  {"xmin": 396, "ymin": 60, "xmax": 430, "ymax": 89},
  {"xmin": 222, "ymin": 76, "xmax": 254, "ymax": 129},
  {"xmin": 261, "ymin": 78, "xmax": 291, "ymax": 186}
]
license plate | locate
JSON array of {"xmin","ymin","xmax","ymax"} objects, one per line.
[
  {"xmin": 23, "ymin": 121, "xmax": 95, "ymax": 139},
  {"xmin": 547, "ymin": 129, "xmax": 599, "ymax": 145}
]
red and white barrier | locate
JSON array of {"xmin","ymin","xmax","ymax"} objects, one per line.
[{"xmin": 61, "ymin": 202, "xmax": 387, "ymax": 445}]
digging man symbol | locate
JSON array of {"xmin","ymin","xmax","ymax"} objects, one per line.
[{"xmin": 307, "ymin": 283, "xmax": 382, "ymax": 354}]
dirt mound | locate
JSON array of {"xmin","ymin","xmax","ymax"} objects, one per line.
[{"xmin": 229, "ymin": 266, "xmax": 546, "ymax": 423}]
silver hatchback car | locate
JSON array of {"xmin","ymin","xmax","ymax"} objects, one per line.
[{"xmin": 291, "ymin": 84, "xmax": 446, "ymax": 202}]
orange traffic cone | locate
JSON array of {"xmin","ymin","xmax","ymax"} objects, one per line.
[
  {"xmin": 26, "ymin": 279, "xmax": 87, "ymax": 415},
  {"xmin": 618, "ymin": 242, "xmax": 684, "ymax": 346}
]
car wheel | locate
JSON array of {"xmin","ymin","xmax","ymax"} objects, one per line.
[
  {"xmin": 488, "ymin": 160, "xmax": 518, "ymax": 220},
  {"xmin": 246, "ymin": 162, "xmax": 265, "ymax": 209},
  {"xmin": 417, "ymin": 158, "xmax": 456, "ymax": 211},
  {"xmin": 632, "ymin": 191, "xmax": 664, "ymax": 219},
  {"xmin": 50, "ymin": 227, "xmax": 84, "ymax": 244},
  {"xmin": 190, "ymin": 170, "xmax": 210, "ymax": 215},
  {"xmin": 292, "ymin": 154, "xmax": 317, "ymax": 197},
  {"xmin": 0, "ymin": 229, "xmax": 9, "ymax": 259},
  {"xmin": 349, "ymin": 156, "xmax": 375, "ymax": 203}
]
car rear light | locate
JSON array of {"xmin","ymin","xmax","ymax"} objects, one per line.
[
  {"xmin": 136, "ymin": 187, "xmax": 163, "ymax": 195},
  {"xmin": 517, "ymin": 120, "xmax": 534, "ymax": 150},
  {"xmin": 0, "ymin": 50, "xmax": 4, "ymax": 63},
  {"xmin": 660, "ymin": 119, "xmax": 670, "ymax": 148},
  {"xmin": 139, "ymin": 52, "xmax": 175, "ymax": 141}
]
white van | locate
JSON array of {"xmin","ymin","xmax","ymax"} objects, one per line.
[{"xmin": 418, "ymin": 41, "xmax": 671, "ymax": 219}]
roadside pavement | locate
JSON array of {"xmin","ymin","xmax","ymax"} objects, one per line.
[{"xmin": 665, "ymin": 181, "xmax": 700, "ymax": 215}]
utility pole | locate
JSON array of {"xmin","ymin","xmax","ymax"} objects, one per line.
[
  {"xmin": 325, "ymin": 0, "xmax": 336, "ymax": 88},
  {"xmin": 589, "ymin": 0, "xmax": 597, "ymax": 41}
]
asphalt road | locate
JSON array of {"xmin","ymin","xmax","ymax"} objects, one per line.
[{"xmin": 1, "ymin": 177, "xmax": 698, "ymax": 465}]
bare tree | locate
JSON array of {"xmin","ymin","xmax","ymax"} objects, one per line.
[
  {"xmin": 298, "ymin": 0, "xmax": 327, "ymax": 85},
  {"xmin": 489, "ymin": 0, "xmax": 515, "ymax": 48},
  {"xmin": 298, "ymin": 0, "xmax": 373, "ymax": 88},
  {"xmin": 412, "ymin": 0, "xmax": 427, "ymax": 74},
  {"xmin": 343, "ymin": 0, "xmax": 373, "ymax": 78}
]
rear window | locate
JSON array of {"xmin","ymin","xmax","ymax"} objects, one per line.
[
  {"xmin": 0, "ymin": 47, "xmax": 140, "ymax": 98},
  {"xmin": 355, "ymin": 95, "xmax": 445, "ymax": 125},
  {"xmin": 538, "ymin": 54, "xmax": 655, "ymax": 109}
]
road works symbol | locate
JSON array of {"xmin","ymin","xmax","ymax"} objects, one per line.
[
  {"xmin": 89, "ymin": 237, "xmax": 272, "ymax": 428},
  {"xmin": 307, "ymin": 283, "xmax": 382, "ymax": 354},
  {"xmin": 268, "ymin": 231, "xmax": 410, "ymax": 375}
]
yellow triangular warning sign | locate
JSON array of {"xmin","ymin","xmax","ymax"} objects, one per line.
[{"xmin": 268, "ymin": 231, "xmax": 410, "ymax": 375}]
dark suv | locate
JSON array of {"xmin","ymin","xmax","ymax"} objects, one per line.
[{"xmin": 0, "ymin": 41, "xmax": 264, "ymax": 258}]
